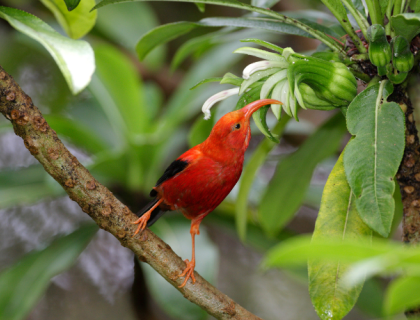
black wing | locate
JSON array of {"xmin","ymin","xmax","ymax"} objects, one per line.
[{"xmin": 150, "ymin": 159, "xmax": 189, "ymax": 197}]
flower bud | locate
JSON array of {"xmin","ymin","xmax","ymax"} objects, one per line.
[
  {"xmin": 367, "ymin": 25, "xmax": 392, "ymax": 76},
  {"xmin": 289, "ymin": 58, "xmax": 357, "ymax": 110},
  {"xmin": 391, "ymin": 36, "xmax": 414, "ymax": 73}
]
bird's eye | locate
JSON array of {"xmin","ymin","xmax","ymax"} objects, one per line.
[{"xmin": 234, "ymin": 123, "xmax": 241, "ymax": 129}]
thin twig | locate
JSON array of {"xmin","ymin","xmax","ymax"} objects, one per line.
[{"xmin": 0, "ymin": 65, "xmax": 263, "ymax": 320}]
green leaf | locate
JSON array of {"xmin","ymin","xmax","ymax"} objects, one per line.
[
  {"xmin": 40, "ymin": 0, "xmax": 97, "ymax": 39},
  {"xmin": 251, "ymin": 0, "xmax": 280, "ymax": 8},
  {"xmin": 259, "ymin": 113, "xmax": 347, "ymax": 236},
  {"xmin": 199, "ymin": 16, "xmax": 334, "ymax": 39},
  {"xmin": 0, "ymin": 6, "xmax": 95, "ymax": 94},
  {"xmin": 171, "ymin": 29, "xmax": 228, "ymax": 71},
  {"xmin": 195, "ymin": 2, "xmax": 205, "ymax": 11},
  {"xmin": 0, "ymin": 224, "xmax": 98, "ymax": 320},
  {"xmin": 63, "ymin": 0, "xmax": 80, "ymax": 11},
  {"xmin": 384, "ymin": 276, "xmax": 420, "ymax": 315},
  {"xmin": 344, "ymin": 81, "xmax": 405, "ymax": 237},
  {"xmin": 235, "ymin": 116, "xmax": 290, "ymax": 240},
  {"xmin": 240, "ymin": 38, "xmax": 283, "ymax": 53},
  {"xmin": 308, "ymin": 151, "xmax": 372, "ymax": 320},
  {"xmin": 94, "ymin": 2, "xmax": 165, "ymax": 69},
  {"xmin": 190, "ymin": 77, "xmax": 223, "ymax": 90},
  {"xmin": 220, "ymin": 72, "xmax": 243, "ymax": 86},
  {"xmin": 136, "ymin": 21, "xmax": 201, "ymax": 61},
  {"xmin": 412, "ymin": 0, "xmax": 420, "ymax": 12},
  {"xmin": 391, "ymin": 13, "xmax": 420, "ymax": 42},
  {"xmin": 263, "ymin": 235, "xmax": 393, "ymax": 268},
  {"xmin": 44, "ymin": 115, "xmax": 109, "ymax": 154},
  {"xmin": 356, "ymin": 278, "xmax": 384, "ymax": 318},
  {"xmin": 92, "ymin": 44, "xmax": 149, "ymax": 137},
  {"xmin": 253, "ymin": 105, "xmax": 279, "ymax": 142}
]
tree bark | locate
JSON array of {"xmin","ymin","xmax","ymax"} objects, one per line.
[
  {"xmin": 392, "ymin": 85, "xmax": 420, "ymax": 318},
  {"xmin": 0, "ymin": 65, "xmax": 263, "ymax": 320},
  {"xmin": 393, "ymin": 86, "xmax": 420, "ymax": 245}
]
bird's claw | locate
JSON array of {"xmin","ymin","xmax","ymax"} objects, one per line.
[
  {"xmin": 177, "ymin": 259, "xmax": 196, "ymax": 288},
  {"xmin": 131, "ymin": 212, "xmax": 151, "ymax": 237}
]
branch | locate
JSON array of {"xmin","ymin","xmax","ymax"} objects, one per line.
[
  {"xmin": 393, "ymin": 86, "xmax": 420, "ymax": 317},
  {"xmin": 0, "ymin": 65, "xmax": 262, "ymax": 320}
]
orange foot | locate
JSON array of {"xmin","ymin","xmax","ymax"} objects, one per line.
[
  {"xmin": 177, "ymin": 259, "xmax": 196, "ymax": 288},
  {"xmin": 131, "ymin": 211, "xmax": 151, "ymax": 237}
]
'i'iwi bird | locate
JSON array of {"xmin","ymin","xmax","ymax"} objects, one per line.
[{"xmin": 132, "ymin": 99, "xmax": 282, "ymax": 288}]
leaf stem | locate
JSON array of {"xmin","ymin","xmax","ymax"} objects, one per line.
[
  {"xmin": 320, "ymin": 0, "xmax": 367, "ymax": 53},
  {"xmin": 366, "ymin": 0, "xmax": 384, "ymax": 26},
  {"xmin": 350, "ymin": 53, "xmax": 369, "ymax": 62},
  {"xmin": 349, "ymin": 65, "xmax": 371, "ymax": 82},
  {"xmin": 341, "ymin": 0, "xmax": 369, "ymax": 41},
  {"xmin": 385, "ymin": 0, "xmax": 395, "ymax": 35}
]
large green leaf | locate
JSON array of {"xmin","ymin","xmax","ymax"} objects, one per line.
[
  {"xmin": 344, "ymin": 81, "xmax": 405, "ymax": 237},
  {"xmin": 235, "ymin": 116, "xmax": 290, "ymax": 241},
  {"xmin": 0, "ymin": 224, "xmax": 98, "ymax": 320},
  {"xmin": 259, "ymin": 113, "xmax": 347, "ymax": 236},
  {"xmin": 95, "ymin": 2, "xmax": 164, "ymax": 69},
  {"xmin": 92, "ymin": 44, "xmax": 149, "ymax": 137},
  {"xmin": 391, "ymin": 13, "xmax": 420, "ymax": 42},
  {"xmin": 309, "ymin": 151, "xmax": 372, "ymax": 320},
  {"xmin": 40, "ymin": 0, "xmax": 97, "ymax": 39},
  {"xmin": 263, "ymin": 235, "xmax": 395, "ymax": 268},
  {"xmin": 0, "ymin": 6, "xmax": 94, "ymax": 94},
  {"xmin": 384, "ymin": 276, "xmax": 420, "ymax": 315}
]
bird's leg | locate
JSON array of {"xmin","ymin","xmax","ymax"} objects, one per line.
[
  {"xmin": 177, "ymin": 218, "xmax": 202, "ymax": 288},
  {"xmin": 131, "ymin": 198, "xmax": 163, "ymax": 236}
]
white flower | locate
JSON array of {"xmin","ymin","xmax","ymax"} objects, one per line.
[
  {"xmin": 242, "ymin": 60, "xmax": 288, "ymax": 79},
  {"xmin": 201, "ymin": 88, "xmax": 240, "ymax": 120}
]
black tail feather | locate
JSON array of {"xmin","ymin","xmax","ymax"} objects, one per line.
[{"xmin": 136, "ymin": 198, "xmax": 167, "ymax": 227}]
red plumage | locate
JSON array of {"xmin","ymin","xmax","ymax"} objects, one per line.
[{"xmin": 132, "ymin": 99, "xmax": 281, "ymax": 287}]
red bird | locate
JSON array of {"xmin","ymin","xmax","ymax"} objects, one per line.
[{"xmin": 132, "ymin": 99, "xmax": 281, "ymax": 288}]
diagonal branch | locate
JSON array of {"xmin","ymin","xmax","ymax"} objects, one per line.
[{"xmin": 0, "ymin": 64, "xmax": 262, "ymax": 320}]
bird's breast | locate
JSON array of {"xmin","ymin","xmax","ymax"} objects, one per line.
[{"xmin": 157, "ymin": 156, "xmax": 244, "ymax": 219}]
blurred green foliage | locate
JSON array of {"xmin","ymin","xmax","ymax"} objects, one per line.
[{"xmin": 1, "ymin": 0, "xmax": 419, "ymax": 319}]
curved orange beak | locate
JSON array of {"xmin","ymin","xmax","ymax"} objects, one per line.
[{"xmin": 242, "ymin": 99, "xmax": 283, "ymax": 119}]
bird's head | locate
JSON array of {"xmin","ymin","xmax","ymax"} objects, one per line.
[{"xmin": 202, "ymin": 99, "xmax": 282, "ymax": 159}]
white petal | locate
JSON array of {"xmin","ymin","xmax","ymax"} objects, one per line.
[
  {"xmin": 242, "ymin": 60, "xmax": 288, "ymax": 79},
  {"xmin": 280, "ymin": 81, "xmax": 292, "ymax": 117},
  {"xmin": 202, "ymin": 88, "xmax": 240, "ymax": 120},
  {"xmin": 260, "ymin": 69, "xmax": 288, "ymax": 99},
  {"xmin": 270, "ymin": 79, "xmax": 287, "ymax": 120}
]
